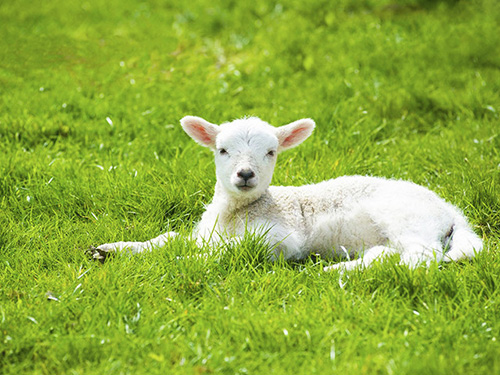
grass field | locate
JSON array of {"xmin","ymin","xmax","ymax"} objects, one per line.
[{"xmin": 1, "ymin": 0, "xmax": 500, "ymax": 373}]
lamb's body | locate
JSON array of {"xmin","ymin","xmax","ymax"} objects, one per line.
[
  {"xmin": 93, "ymin": 116, "xmax": 483, "ymax": 270},
  {"xmin": 196, "ymin": 175, "xmax": 481, "ymax": 269}
]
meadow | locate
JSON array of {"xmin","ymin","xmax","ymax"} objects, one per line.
[{"xmin": 1, "ymin": 0, "xmax": 499, "ymax": 373}]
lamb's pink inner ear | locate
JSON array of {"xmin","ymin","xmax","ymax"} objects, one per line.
[
  {"xmin": 192, "ymin": 124, "xmax": 213, "ymax": 145},
  {"xmin": 181, "ymin": 116, "xmax": 219, "ymax": 148},
  {"xmin": 277, "ymin": 118, "xmax": 315, "ymax": 151},
  {"xmin": 282, "ymin": 127, "xmax": 308, "ymax": 149}
]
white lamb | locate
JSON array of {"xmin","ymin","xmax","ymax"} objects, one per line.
[{"xmin": 92, "ymin": 116, "xmax": 483, "ymax": 271}]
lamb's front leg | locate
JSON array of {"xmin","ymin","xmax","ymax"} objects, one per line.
[{"xmin": 89, "ymin": 231, "xmax": 178, "ymax": 262}]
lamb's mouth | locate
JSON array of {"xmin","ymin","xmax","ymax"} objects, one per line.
[{"xmin": 236, "ymin": 183, "xmax": 256, "ymax": 191}]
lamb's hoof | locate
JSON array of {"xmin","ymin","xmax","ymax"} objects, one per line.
[{"xmin": 87, "ymin": 245, "xmax": 115, "ymax": 263}]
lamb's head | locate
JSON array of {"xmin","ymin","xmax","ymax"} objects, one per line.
[{"xmin": 180, "ymin": 116, "xmax": 315, "ymax": 198}]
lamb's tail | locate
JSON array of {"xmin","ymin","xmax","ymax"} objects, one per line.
[{"xmin": 444, "ymin": 218, "xmax": 483, "ymax": 262}]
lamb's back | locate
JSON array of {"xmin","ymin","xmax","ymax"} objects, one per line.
[{"xmin": 267, "ymin": 175, "xmax": 384, "ymax": 213}]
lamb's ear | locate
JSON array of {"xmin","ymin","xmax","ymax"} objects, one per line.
[
  {"xmin": 275, "ymin": 118, "xmax": 315, "ymax": 152},
  {"xmin": 180, "ymin": 116, "xmax": 220, "ymax": 149}
]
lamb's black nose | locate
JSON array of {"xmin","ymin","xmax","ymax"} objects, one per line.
[{"xmin": 237, "ymin": 169, "xmax": 255, "ymax": 181}]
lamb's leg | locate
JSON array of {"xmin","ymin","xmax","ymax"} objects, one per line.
[
  {"xmin": 398, "ymin": 241, "xmax": 444, "ymax": 267},
  {"xmin": 324, "ymin": 240, "xmax": 445, "ymax": 272},
  {"xmin": 89, "ymin": 231, "xmax": 178, "ymax": 262},
  {"xmin": 323, "ymin": 245, "xmax": 398, "ymax": 272}
]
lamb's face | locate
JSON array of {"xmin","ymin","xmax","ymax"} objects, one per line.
[
  {"xmin": 180, "ymin": 115, "xmax": 315, "ymax": 199},
  {"xmin": 215, "ymin": 120, "xmax": 279, "ymax": 197}
]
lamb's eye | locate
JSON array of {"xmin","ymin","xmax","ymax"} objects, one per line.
[
  {"xmin": 267, "ymin": 150, "xmax": 276, "ymax": 157},
  {"xmin": 219, "ymin": 148, "xmax": 228, "ymax": 155}
]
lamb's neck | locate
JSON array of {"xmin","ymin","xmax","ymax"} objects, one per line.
[{"xmin": 211, "ymin": 181, "xmax": 267, "ymax": 215}]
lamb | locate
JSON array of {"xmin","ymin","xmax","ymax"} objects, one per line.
[{"xmin": 91, "ymin": 116, "xmax": 483, "ymax": 271}]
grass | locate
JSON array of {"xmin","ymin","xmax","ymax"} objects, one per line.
[{"xmin": 1, "ymin": 0, "xmax": 500, "ymax": 373}]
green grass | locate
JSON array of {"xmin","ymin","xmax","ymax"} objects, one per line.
[{"xmin": 1, "ymin": 0, "xmax": 500, "ymax": 373}]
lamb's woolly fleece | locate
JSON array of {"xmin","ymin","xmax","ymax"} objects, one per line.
[{"xmin": 195, "ymin": 175, "xmax": 482, "ymax": 266}]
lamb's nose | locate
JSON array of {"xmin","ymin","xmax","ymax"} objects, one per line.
[{"xmin": 237, "ymin": 169, "xmax": 255, "ymax": 181}]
